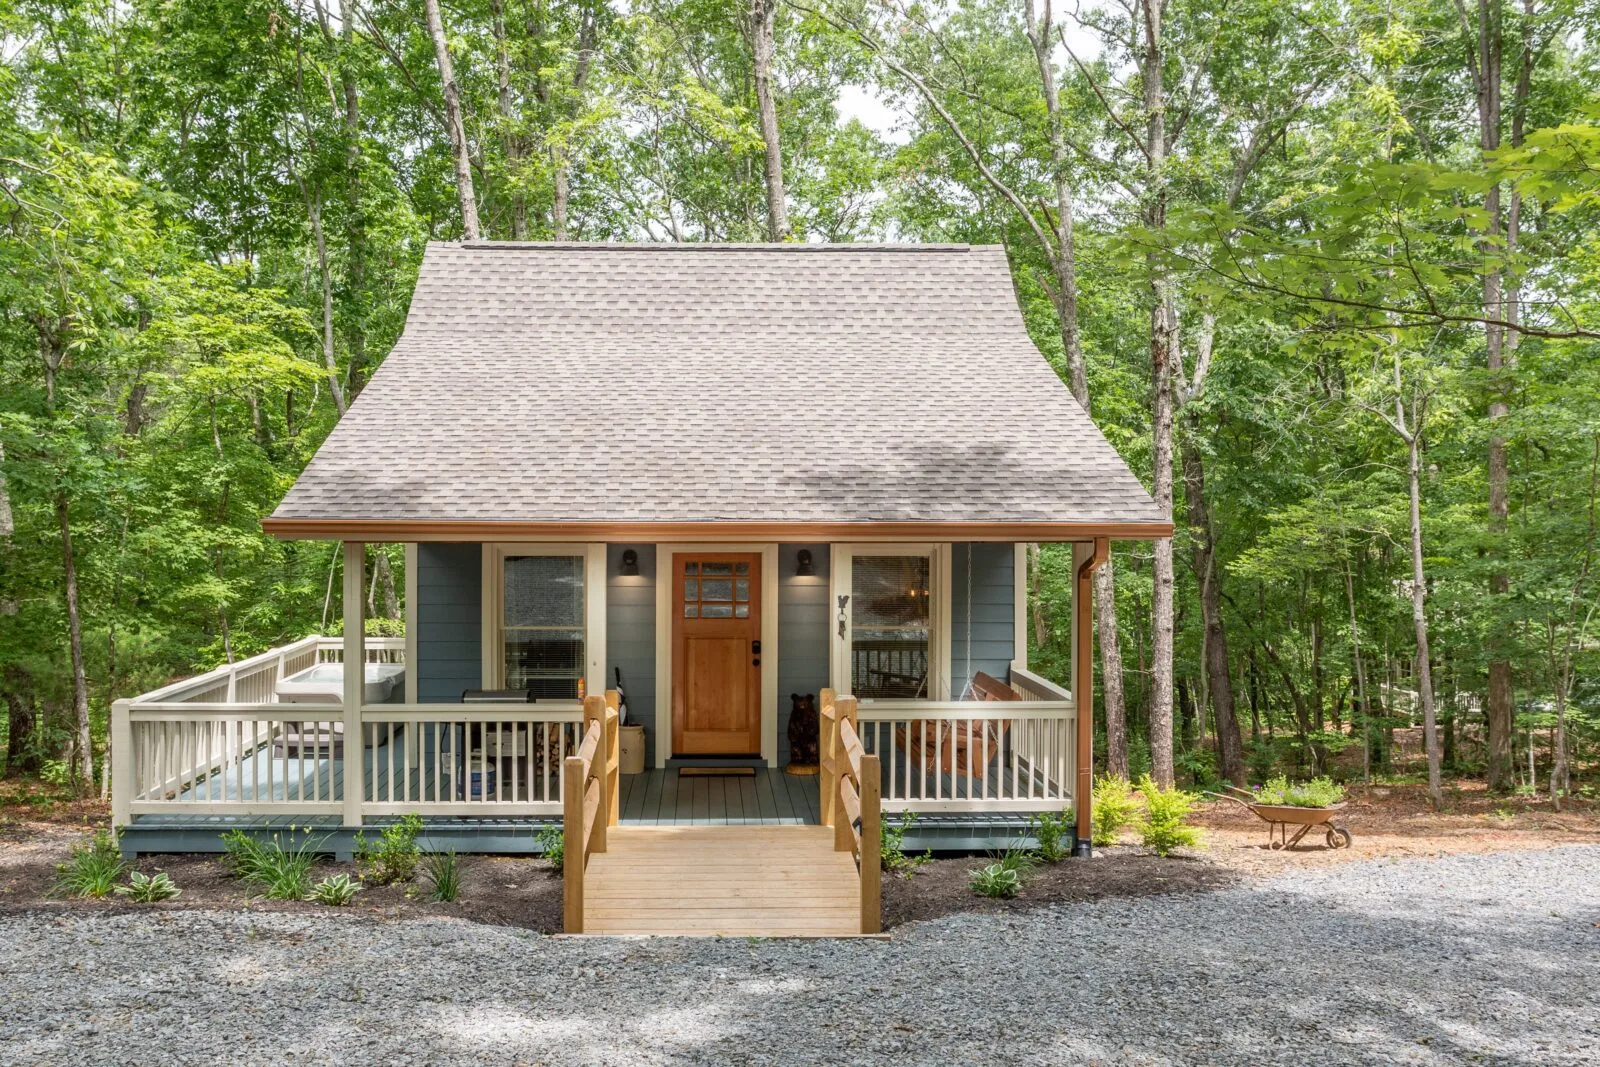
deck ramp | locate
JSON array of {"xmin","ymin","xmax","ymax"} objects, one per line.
[{"xmin": 581, "ymin": 825, "xmax": 859, "ymax": 936}]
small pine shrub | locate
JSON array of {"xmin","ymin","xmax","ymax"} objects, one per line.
[
  {"xmin": 55, "ymin": 830, "xmax": 127, "ymax": 898},
  {"xmin": 1254, "ymin": 775, "xmax": 1345, "ymax": 808},
  {"xmin": 422, "ymin": 850, "xmax": 462, "ymax": 902},
  {"xmin": 1138, "ymin": 776, "xmax": 1201, "ymax": 856},
  {"xmin": 880, "ymin": 813, "xmax": 931, "ymax": 876},
  {"xmin": 116, "ymin": 871, "xmax": 181, "ymax": 902},
  {"xmin": 1030, "ymin": 810, "xmax": 1071, "ymax": 862},
  {"xmin": 1091, "ymin": 775, "xmax": 1139, "ymax": 847},
  {"xmin": 969, "ymin": 847, "xmax": 1037, "ymax": 899},
  {"xmin": 309, "ymin": 874, "xmax": 363, "ymax": 906},
  {"xmin": 536, "ymin": 823, "xmax": 564, "ymax": 871},
  {"xmin": 354, "ymin": 813, "xmax": 423, "ymax": 885}
]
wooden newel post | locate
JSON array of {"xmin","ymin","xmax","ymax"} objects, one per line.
[
  {"xmin": 584, "ymin": 694, "xmax": 607, "ymax": 853},
  {"xmin": 562, "ymin": 753, "xmax": 584, "ymax": 933},
  {"xmin": 859, "ymin": 752, "xmax": 881, "ymax": 935},
  {"xmin": 834, "ymin": 695, "xmax": 858, "ymax": 854},
  {"xmin": 819, "ymin": 687, "xmax": 836, "ymax": 828},
  {"xmin": 604, "ymin": 689, "xmax": 621, "ymax": 828}
]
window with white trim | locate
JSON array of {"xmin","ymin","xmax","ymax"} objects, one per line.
[
  {"xmin": 833, "ymin": 545, "xmax": 949, "ymax": 701},
  {"xmin": 484, "ymin": 545, "xmax": 603, "ymax": 698}
]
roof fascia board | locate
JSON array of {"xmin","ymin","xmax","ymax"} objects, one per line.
[{"xmin": 259, "ymin": 518, "xmax": 1173, "ymax": 542}]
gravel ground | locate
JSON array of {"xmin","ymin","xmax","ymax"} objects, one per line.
[{"xmin": 2, "ymin": 845, "xmax": 1597, "ymax": 1067}]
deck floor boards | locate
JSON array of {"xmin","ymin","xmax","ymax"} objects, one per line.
[{"xmin": 582, "ymin": 825, "xmax": 858, "ymax": 936}]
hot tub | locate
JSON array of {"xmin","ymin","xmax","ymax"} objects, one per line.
[{"xmin": 274, "ymin": 662, "xmax": 406, "ymax": 704}]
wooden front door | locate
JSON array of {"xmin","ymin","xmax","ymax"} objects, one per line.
[{"xmin": 672, "ymin": 553, "xmax": 762, "ymax": 756}]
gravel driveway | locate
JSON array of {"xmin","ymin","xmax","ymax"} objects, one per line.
[{"xmin": 3, "ymin": 845, "xmax": 1596, "ymax": 1066}]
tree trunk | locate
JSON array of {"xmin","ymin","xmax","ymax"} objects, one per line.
[
  {"xmin": 424, "ymin": 0, "xmax": 482, "ymax": 240},
  {"xmin": 490, "ymin": 0, "xmax": 526, "ymax": 240},
  {"xmin": 1461, "ymin": 0, "xmax": 1514, "ymax": 793},
  {"xmin": 3, "ymin": 668, "xmax": 41, "ymax": 778},
  {"xmin": 1027, "ymin": 543, "xmax": 1049, "ymax": 648},
  {"xmin": 1403, "ymin": 411, "xmax": 1443, "ymax": 808},
  {"xmin": 1095, "ymin": 564, "xmax": 1129, "ymax": 777},
  {"xmin": 373, "ymin": 548, "xmax": 400, "ymax": 619},
  {"xmin": 308, "ymin": 197, "xmax": 347, "ymax": 416},
  {"xmin": 1181, "ymin": 430, "xmax": 1245, "ymax": 786},
  {"xmin": 55, "ymin": 494, "xmax": 93, "ymax": 792},
  {"xmin": 1141, "ymin": 0, "xmax": 1175, "ymax": 789},
  {"xmin": 338, "ymin": 2, "xmax": 370, "ymax": 396},
  {"xmin": 1024, "ymin": 0, "xmax": 1130, "ymax": 778},
  {"xmin": 1343, "ymin": 550, "xmax": 1371, "ymax": 783},
  {"xmin": 750, "ymin": 0, "xmax": 789, "ymax": 241}
]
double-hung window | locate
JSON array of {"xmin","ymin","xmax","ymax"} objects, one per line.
[{"xmin": 483, "ymin": 545, "xmax": 605, "ymax": 698}]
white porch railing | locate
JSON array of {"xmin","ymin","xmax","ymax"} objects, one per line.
[
  {"xmin": 853, "ymin": 662, "xmax": 1075, "ymax": 813},
  {"xmin": 111, "ymin": 635, "xmax": 578, "ymax": 824}
]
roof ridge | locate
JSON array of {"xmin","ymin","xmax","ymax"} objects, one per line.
[{"xmin": 446, "ymin": 240, "xmax": 988, "ymax": 252}]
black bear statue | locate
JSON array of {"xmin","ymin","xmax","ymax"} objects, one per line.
[{"xmin": 785, "ymin": 692, "xmax": 820, "ymax": 775}]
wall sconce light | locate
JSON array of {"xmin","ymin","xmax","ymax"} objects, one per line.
[
  {"xmin": 620, "ymin": 549, "xmax": 640, "ymax": 577},
  {"xmin": 795, "ymin": 549, "xmax": 815, "ymax": 577}
]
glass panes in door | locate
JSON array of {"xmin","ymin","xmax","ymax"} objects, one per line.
[
  {"xmin": 851, "ymin": 555, "xmax": 930, "ymax": 698},
  {"xmin": 503, "ymin": 554, "xmax": 585, "ymax": 697},
  {"xmin": 684, "ymin": 559, "xmax": 752, "ymax": 617}
]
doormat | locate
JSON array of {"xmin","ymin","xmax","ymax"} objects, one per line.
[{"xmin": 678, "ymin": 766, "xmax": 757, "ymax": 778}]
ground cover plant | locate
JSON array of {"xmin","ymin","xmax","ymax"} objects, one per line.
[{"xmin": 53, "ymin": 830, "xmax": 126, "ymax": 899}]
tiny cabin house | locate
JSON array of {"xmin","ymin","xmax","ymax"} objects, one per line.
[{"xmin": 113, "ymin": 242, "xmax": 1169, "ymax": 934}]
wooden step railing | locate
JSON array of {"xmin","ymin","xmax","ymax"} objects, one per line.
[
  {"xmin": 562, "ymin": 691, "xmax": 620, "ymax": 934},
  {"xmin": 820, "ymin": 688, "xmax": 881, "ymax": 935}
]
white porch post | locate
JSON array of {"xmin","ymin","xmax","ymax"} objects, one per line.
[{"xmin": 342, "ymin": 541, "xmax": 365, "ymax": 828}]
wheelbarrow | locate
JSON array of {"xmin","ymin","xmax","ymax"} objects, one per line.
[{"xmin": 1211, "ymin": 789, "xmax": 1352, "ymax": 851}]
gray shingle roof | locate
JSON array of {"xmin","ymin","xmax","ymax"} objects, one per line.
[{"xmin": 267, "ymin": 242, "xmax": 1166, "ymax": 532}]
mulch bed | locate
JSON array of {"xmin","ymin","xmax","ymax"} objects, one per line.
[
  {"xmin": 882, "ymin": 849, "xmax": 1239, "ymax": 929},
  {"xmin": 0, "ymin": 827, "xmax": 565, "ymax": 933}
]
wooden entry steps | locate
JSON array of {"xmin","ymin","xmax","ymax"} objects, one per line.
[{"xmin": 580, "ymin": 825, "xmax": 862, "ymax": 936}]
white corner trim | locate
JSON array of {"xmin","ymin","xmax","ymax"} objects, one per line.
[
  {"xmin": 1014, "ymin": 542, "xmax": 1028, "ymax": 672},
  {"xmin": 404, "ymin": 543, "xmax": 419, "ymax": 703}
]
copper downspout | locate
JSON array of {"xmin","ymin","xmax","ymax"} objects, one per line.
[{"xmin": 1075, "ymin": 537, "xmax": 1110, "ymax": 857}]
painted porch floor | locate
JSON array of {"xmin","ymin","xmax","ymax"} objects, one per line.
[
  {"xmin": 617, "ymin": 769, "xmax": 820, "ymax": 826},
  {"xmin": 581, "ymin": 824, "xmax": 859, "ymax": 936}
]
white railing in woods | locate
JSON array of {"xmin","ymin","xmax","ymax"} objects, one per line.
[
  {"xmin": 851, "ymin": 663, "xmax": 1075, "ymax": 813},
  {"xmin": 361, "ymin": 704, "xmax": 582, "ymax": 816},
  {"xmin": 111, "ymin": 634, "xmax": 586, "ymax": 824},
  {"xmin": 127, "ymin": 636, "xmax": 406, "ymax": 706}
]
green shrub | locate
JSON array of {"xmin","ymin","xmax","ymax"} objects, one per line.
[
  {"xmin": 1138, "ymin": 776, "xmax": 1201, "ymax": 856},
  {"xmin": 1091, "ymin": 775, "xmax": 1139, "ymax": 847},
  {"xmin": 1030, "ymin": 810, "xmax": 1071, "ymax": 862},
  {"xmin": 309, "ymin": 874, "xmax": 363, "ymax": 906},
  {"xmin": 116, "ymin": 871, "xmax": 181, "ymax": 902},
  {"xmin": 969, "ymin": 847, "xmax": 1036, "ymax": 899},
  {"xmin": 536, "ymin": 823, "xmax": 564, "ymax": 871},
  {"xmin": 880, "ymin": 813, "xmax": 931, "ymax": 876},
  {"xmin": 54, "ymin": 830, "xmax": 126, "ymax": 898},
  {"xmin": 354, "ymin": 813, "xmax": 423, "ymax": 885},
  {"xmin": 421, "ymin": 850, "xmax": 462, "ymax": 902},
  {"xmin": 222, "ymin": 832, "xmax": 316, "ymax": 899},
  {"xmin": 219, "ymin": 828, "xmax": 272, "ymax": 882},
  {"xmin": 1253, "ymin": 775, "xmax": 1346, "ymax": 808}
]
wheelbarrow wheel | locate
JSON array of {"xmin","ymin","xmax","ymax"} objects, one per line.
[{"xmin": 1326, "ymin": 827, "xmax": 1352, "ymax": 850}]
